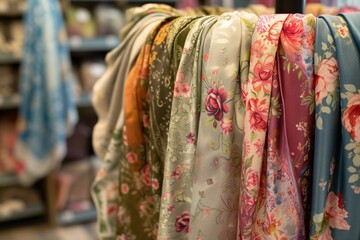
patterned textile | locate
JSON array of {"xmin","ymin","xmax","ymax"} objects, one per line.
[
  {"xmin": 89, "ymin": 4, "xmax": 360, "ymax": 240},
  {"xmin": 189, "ymin": 11, "xmax": 258, "ymax": 240},
  {"xmin": 91, "ymin": 10, "xmax": 171, "ymax": 240},
  {"xmin": 157, "ymin": 16, "xmax": 218, "ymax": 240},
  {"xmin": 310, "ymin": 13, "xmax": 360, "ymax": 240},
  {"xmin": 16, "ymin": 0, "xmax": 78, "ymax": 185},
  {"xmin": 237, "ymin": 13, "xmax": 316, "ymax": 239}
]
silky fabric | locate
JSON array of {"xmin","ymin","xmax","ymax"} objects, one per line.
[
  {"xmin": 251, "ymin": 14, "xmax": 315, "ymax": 239},
  {"xmin": 116, "ymin": 19, "xmax": 175, "ymax": 240},
  {"xmin": 157, "ymin": 16, "xmax": 218, "ymax": 239},
  {"xmin": 16, "ymin": 0, "xmax": 78, "ymax": 185},
  {"xmin": 310, "ymin": 13, "xmax": 360, "ymax": 239},
  {"xmin": 237, "ymin": 13, "xmax": 316, "ymax": 239},
  {"xmin": 91, "ymin": 15, "xmax": 168, "ymax": 240},
  {"xmin": 190, "ymin": 12, "xmax": 258, "ymax": 240}
]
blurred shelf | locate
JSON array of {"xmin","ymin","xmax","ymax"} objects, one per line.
[
  {"xmin": 0, "ymin": 174, "xmax": 19, "ymax": 188},
  {"xmin": 75, "ymin": 93, "xmax": 93, "ymax": 107},
  {"xmin": 0, "ymin": 94, "xmax": 92, "ymax": 109},
  {"xmin": 0, "ymin": 94, "xmax": 20, "ymax": 110},
  {"xmin": 0, "ymin": 54, "xmax": 21, "ymax": 64},
  {"xmin": 0, "ymin": 203, "xmax": 45, "ymax": 223},
  {"xmin": 57, "ymin": 207, "xmax": 97, "ymax": 225},
  {"xmin": 69, "ymin": 37, "xmax": 120, "ymax": 52}
]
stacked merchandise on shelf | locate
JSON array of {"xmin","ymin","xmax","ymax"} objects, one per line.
[
  {"xmin": 91, "ymin": 3, "xmax": 360, "ymax": 240},
  {"xmin": 0, "ymin": 0, "xmax": 45, "ymax": 224}
]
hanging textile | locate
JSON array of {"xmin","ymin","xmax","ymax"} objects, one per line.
[
  {"xmin": 91, "ymin": 8, "xmax": 176, "ymax": 239},
  {"xmin": 237, "ymin": 13, "xmax": 316, "ymax": 239},
  {"xmin": 189, "ymin": 11, "xmax": 258, "ymax": 239},
  {"xmin": 310, "ymin": 13, "xmax": 360, "ymax": 240},
  {"xmin": 16, "ymin": 0, "xmax": 78, "ymax": 185},
  {"xmin": 157, "ymin": 15, "xmax": 218, "ymax": 239}
]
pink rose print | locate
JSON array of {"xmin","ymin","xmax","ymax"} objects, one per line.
[
  {"xmin": 126, "ymin": 152, "xmax": 138, "ymax": 164},
  {"xmin": 315, "ymin": 58, "xmax": 338, "ymax": 105},
  {"xmin": 280, "ymin": 15, "xmax": 304, "ymax": 55},
  {"xmin": 121, "ymin": 183, "xmax": 129, "ymax": 194},
  {"xmin": 171, "ymin": 165, "xmax": 183, "ymax": 180},
  {"xmin": 338, "ymin": 26, "xmax": 349, "ymax": 38},
  {"xmin": 175, "ymin": 211, "xmax": 190, "ymax": 232},
  {"xmin": 152, "ymin": 178, "xmax": 159, "ymax": 190},
  {"xmin": 143, "ymin": 114, "xmax": 150, "ymax": 128},
  {"xmin": 242, "ymin": 192, "xmax": 256, "ymax": 216},
  {"xmin": 181, "ymin": 83, "xmax": 190, "ymax": 98},
  {"xmin": 245, "ymin": 169, "xmax": 259, "ymax": 191},
  {"xmin": 247, "ymin": 98, "xmax": 268, "ymax": 132},
  {"xmin": 317, "ymin": 192, "xmax": 350, "ymax": 239},
  {"xmin": 204, "ymin": 53, "xmax": 209, "ymax": 62},
  {"xmin": 205, "ymin": 86, "xmax": 229, "ymax": 121},
  {"xmin": 220, "ymin": 118, "xmax": 233, "ymax": 135},
  {"xmin": 251, "ymin": 40, "xmax": 267, "ymax": 58},
  {"xmin": 343, "ymin": 94, "xmax": 360, "ymax": 141},
  {"xmin": 186, "ymin": 132, "xmax": 196, "ymax": 144},
  {"xmin": 253, "ymin": 55, "xmax": 274, "ymax": 94},
  {"xmin": 141, "ymin": 164, "xmax": 151, "ymax": 186},
  {"xmin": 174, "ymin": 81, "xmax": 190, "ymax": 98}
]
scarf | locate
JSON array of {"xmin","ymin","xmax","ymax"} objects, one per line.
[{"xmin": 16, "ymin": 0, "xmax": 78, "ymax": 185}]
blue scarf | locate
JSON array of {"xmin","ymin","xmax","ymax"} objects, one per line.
[
  {"xmin": 16, "ymin": 0, "xmax": 78, "ymax": 185},
  {"xmin": 311, "ymin": 12, "xmax": 360, "ymax": 239}
]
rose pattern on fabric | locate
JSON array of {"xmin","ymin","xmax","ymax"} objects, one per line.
[
  {"xmin": 205, "ymin": 86, "xmax": 229, "ymax": 121},
  {"xmin": 281, "ymin": 14, "xmax": 305, "ymax": 55},
  {"xmin": 343, "ymin": 94, "xmax": 360, "ymax": 142},
  {"xmin": 315, "ymin": 58, "xmax": 339, "ymax": 105},
  {"xmin": 248, "ymin": 98, "xmax": 268, "ymax": 132},
  {"xmin": 175, "ymin": 211, "xmax": 190, "ymax": 232}
]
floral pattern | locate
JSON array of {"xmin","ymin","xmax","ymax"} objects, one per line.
[
  {"xmin": 238, "ymin": 14, "xmax": 316, "ymax": 239},
  {"xmin": 158, "ymin": 16, "xmax": 218, "ymax": 240},
  {"xmin": 310, "ymin": 14, "xmax": 360, "ymax": 239},
  {"xmin": 189, "ymin": 12, "xmax": 258, "ymax": 240}
]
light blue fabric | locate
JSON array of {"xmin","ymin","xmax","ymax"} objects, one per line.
[
  {"xmin": 16, "ymin": 0, "xmax": 78, "ymax": 185},
  {"xmin": 310, "ymin": 12, "xmax": 360, "ymax": 239}
]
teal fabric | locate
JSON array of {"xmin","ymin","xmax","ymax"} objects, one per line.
[
  {"xmin": 16, "ymin": 0, "xmax": 78, "ymax": 185},
  {"xmin": 310, "ymin": 13, "xmax": 360, "ymax": 239}
]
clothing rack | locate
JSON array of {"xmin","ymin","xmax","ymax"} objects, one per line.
[{"xmin": 275, "ymin": 0, "xmax": 306, "ymax": 13}]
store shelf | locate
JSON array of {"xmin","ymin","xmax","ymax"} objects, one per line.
[
  {"xmin": 0, "ymin": 174, "xmax": 19, "ymax": 188},
  {"xmin": 0, "ymin": 94, "xmax": 20, "ymax": 109},
  {"xmin": 69, "ymin": 37, "xmax": 120, "ymax": 52},
  {"xmin": 0, "ymin": 54, "xmax": 21, "ymax": 64},
  {"xmin": 0, "ymin": 203, "xmax": 45, "ymax": 223},
  {"xmin": 57, "ymin": 207, "xmax": 97, "ymax": 225},
  {"xmin": 0, "ymin": 94, "xmax": 92, "ymax": 109}
]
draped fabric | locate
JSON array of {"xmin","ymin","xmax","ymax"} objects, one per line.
[
  {"xmin": 310, "ymin": 13, "xmax": 360, "ymax": 240},
  {"xmin": 90, "ymin": 4, "xmax": 360, "ymax": 240},
  {"xmin": 190, "ymin": 12, "xmax": 258, "ymax": 239},
  {"xmin": 238, "ymin": 13, "xmax": 316, "ymax": 239},
  {"xmin": 91, "ymin": 9, "xmax": 175, "ymax": 239},
  {"xmin": 158, "ymin": 16, "xmax": 218, "ymax": 239},
  {"xmin": 16, "ymin": 0, "xmax": 78, "ymax": 185}
]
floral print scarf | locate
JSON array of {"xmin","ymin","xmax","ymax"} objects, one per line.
[
  {"xmin": 189, "ymin": 11, "xmax": 258, "ymax": 240},
  {"xmin": 310, "ymin": 13, "xmax": 360, "ymax": 240},
  {"xmin": 238, "ymin": 13, "xmax": 316, "ymax": 239},
  {"xmin": 157, "ymin": 16, "xmax": 218, "ymax": 240},
  {"xmin": 91, "ymin": 15, "xmax": 168, "ymax": 240}
]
